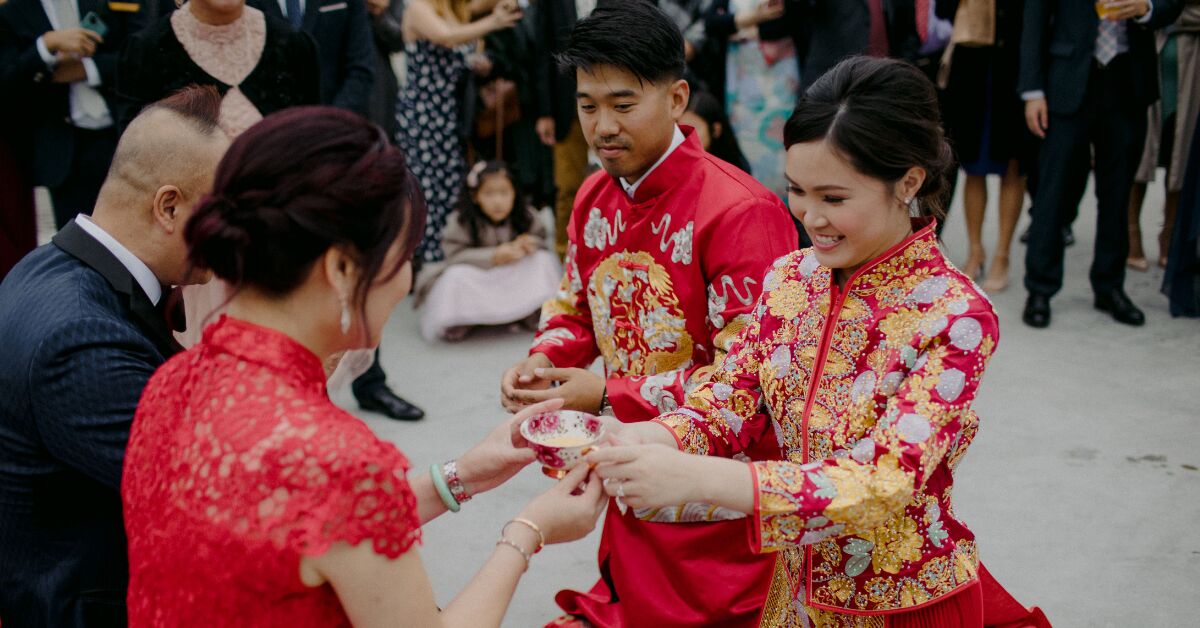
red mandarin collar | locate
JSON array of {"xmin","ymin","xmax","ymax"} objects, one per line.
[
  {"xmin": 200, "ymin": 315, "xmax": 328, "ymax": 392},
  {"xmin": 825, "ymin": 217, "xmax": 941, "ymax": 290},
  {"xmin": 622, "ymin": 125, "xmax": 705, "ymax": 205}
]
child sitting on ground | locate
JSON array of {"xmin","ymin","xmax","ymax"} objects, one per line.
[{"xmin": 414, "ymin": 160, "xmax": 560, "ymax": 342}]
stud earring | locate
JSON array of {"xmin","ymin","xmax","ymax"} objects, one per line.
[{"xmin": 340, "ymin": 299, "xmax": 351, "ymax": 334}]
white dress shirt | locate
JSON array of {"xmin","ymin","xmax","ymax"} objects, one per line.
[
  {"xmin": 75, "ymin": 215, "xmax": 163, "ymax": 305},
  {"xmin": 620, "ymin": 125, "xmax": 686, "ymax": 199},
  {"xmin": 277, "ymin": 0, "xmax": 307, "ymax": 19},
  {"xmin": 35, "ymin": 0, "xmax": 113, "ymax": 129}
]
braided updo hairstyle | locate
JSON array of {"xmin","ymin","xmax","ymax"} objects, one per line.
[
  {"xmin": 185, "ymin": 106, "xmax": 427, "ymax": 330},
  {"xmin": 784, "ymin": 56, "xmax": 955, "ymax": 220}
]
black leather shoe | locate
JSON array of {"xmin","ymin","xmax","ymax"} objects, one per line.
[
  {"xmin": 357, "ymin": 387, "xmax": 425, "ymax": 421},
  {"xmin": 1023, "ymin": 294, "xmax": 1051, "ymax": 328},
  {"xmin": 1094, "ymin": 290, "xmax": 1145, "ymax": 326}
]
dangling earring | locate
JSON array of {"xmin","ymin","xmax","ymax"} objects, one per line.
[
  {"xmin": 339, "ymin": 298, "xmax": 351, "ymax": 334},
  {"xmin": 905, "ymin": 197, "xmax": 918, "ymax": 217}
]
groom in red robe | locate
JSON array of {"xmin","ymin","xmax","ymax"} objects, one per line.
[{"xmin": 500, "ymin": 2, "xmax": 797, "ymax": 625}]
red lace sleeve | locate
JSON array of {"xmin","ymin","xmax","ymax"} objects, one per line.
[{"xmin": 283, "ymin": 425, "xmax": 422, "ymax": 561}]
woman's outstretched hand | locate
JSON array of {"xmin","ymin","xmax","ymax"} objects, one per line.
[
  {"xmin": 518, "ymin": 463, "xmax": 607, "ymax": 544},
  {"xmin": 456, "ymin": 399, "xmax": 564, "ymax": 496},
  {"xmin": 587, "ymin": 443, "xmax": 756, "ymax": 513}
]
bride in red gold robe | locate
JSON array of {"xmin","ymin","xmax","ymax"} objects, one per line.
[{"xmin": 589, "ymin": 58, "xmax": 1052, "ymax": 628}]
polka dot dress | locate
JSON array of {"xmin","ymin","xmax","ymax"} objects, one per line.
[{"xmin": 396, "ymin": 40, "xmax": 469, "ymax": 263}]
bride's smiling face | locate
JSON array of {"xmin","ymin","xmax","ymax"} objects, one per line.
[{"xmin": 785, "ymin": 139, "xmax": 922, "ymax": 283}]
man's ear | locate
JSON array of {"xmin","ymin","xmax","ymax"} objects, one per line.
[
  {"xmin": 152, "ymin": 185, "xmax": 184, "ymax": 233},
  {"xmin": 669, "ymin": 78, "xmax": 690, "ymax": 120}
]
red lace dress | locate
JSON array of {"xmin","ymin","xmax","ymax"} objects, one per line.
[{"xmin": 122, "ymin": 316, "xmax": 421, "ymax": 626}]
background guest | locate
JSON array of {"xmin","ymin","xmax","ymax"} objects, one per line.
[
  {"xmin": 0, "ymin": 0, "xmax": 140, "ymax": 228},
  {"xmin": 1162, "ymin": 107, "xmax": 1200, "ymax": 316},
  {"xmin": 397, "ymin": 0, "xmax": 522, "ymax": 263},
  {"xmin": 1128, "ymin": 1, "xmax": 1200, "ymax": 271},
  {"xmin": 940, "ymin": 0, "xmax": 1033, "ymax": 291},
  {"xmin": 1019, "ymin": 0, "xmax": 1184, "ymax": 329},
  {"xmin": 367, "ymin": 0, "xmax": 406, "ymax": 137},
  {"xmin": 787, "ymin": 0, "xmax": 921, "ymax": 89},
  {"xmin": 532, "ymin": 0, "xmax": 593, "ymax": 258},
  {"xmin": 475, "ymin": 4, "xmax": 555, "ymax": 207},
  {"xmin": 704, "ymin": 0, "xmax": 798, "ymax": 198},
  {"xmin": 679, "ymin": 88, "xmax": 750, "ymax": 173},
  {"xmin": 0, "ymin": 86, "xmax": 228, "ymax": 628},
  {"xmin": 0, "ymin": 33, "xmax": 36, "ymax": 280},
  {"xmin": 250, "ymin": 0, "xmax": 376, "ymax": 114},
  {"xmin": 116, "ymin": 0, "xmax": 320, "ymax": 137},
  {"xmin": 414, "ymin": 160, "xmax": 558, "ymax": 342}
]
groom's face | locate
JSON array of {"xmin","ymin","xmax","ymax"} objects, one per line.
[{"xmin": 575, "ymin": 64, "xmax": 688, "ymax": 183}]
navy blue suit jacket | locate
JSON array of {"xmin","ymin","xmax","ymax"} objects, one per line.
[
  {"xmin": 251, "ymin": 0, "xmax": 376, "ymax": 114},
  {"xmin": 0, "ymin": 221, "xmax": 181, "ymax": 627}
]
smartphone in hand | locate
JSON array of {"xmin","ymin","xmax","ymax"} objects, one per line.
[{"xmin": 81, "ymin": 11, "xmax": 108, "ymax": 38}]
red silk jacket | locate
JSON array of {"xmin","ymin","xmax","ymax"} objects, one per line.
[{"xmin": 657, "ymin": 222, "xmax": 998, "ymax": 624}]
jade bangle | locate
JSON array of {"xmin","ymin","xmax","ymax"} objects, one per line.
[{"xmin": 430, "ymin": 463, "xmax": 461, "ymax": 512}]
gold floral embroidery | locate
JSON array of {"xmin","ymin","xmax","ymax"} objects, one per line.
[
  {"xmin": 861, "ymin": 513, "xmax": 924, "ymax": 575},
  {"xmin": 823, "ymin": 454, "xmax": 914, "ymax": 533},
  {"xmin": 656, "ymin": 415, "xmax": 711, "ymax": 456},
  {"xmin": 767, "ymin": 280, "xmax": 809, "ymax": 319},
  {"xmin": 878, "ymin": 309, "xmax": 921, "ymax": 350},
  {"xmin": 897, "ymin": 579, "xmax": 931, "ymax": 607}
]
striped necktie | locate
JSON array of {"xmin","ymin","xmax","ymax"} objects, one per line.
[{"xmin": 1095, "ymin": 19, "xmax": 1121, "ymax": 66}]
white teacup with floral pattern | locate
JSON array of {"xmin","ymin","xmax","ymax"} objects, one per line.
[{"xmin": 520, "ymin": 410, "xmax": 604, "ymax": 479}]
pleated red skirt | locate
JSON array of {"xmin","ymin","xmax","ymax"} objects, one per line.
[{"xmin": 888, "ymin": 562, "xmax": 1050, "ymax": 628}]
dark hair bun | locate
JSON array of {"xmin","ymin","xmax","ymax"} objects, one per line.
[{"xmin": 184, "ymin": 106, "xmax": 428, "ymax": 308}]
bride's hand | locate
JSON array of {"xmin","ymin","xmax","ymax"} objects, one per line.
[{"xmin": 456, "ymin": 398, "xmax": 564, "ymax": 496}]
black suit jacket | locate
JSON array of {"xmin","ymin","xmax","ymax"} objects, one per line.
[
  {"xmin": 1019, "ymin": 0, "xmax": 1183, "ymax": 115},
  {"xmin": 532, "ymin": 0, "xmax": 578, "ymax": 142},
  {"xmin": 791, "ymin": 0, "xmax": 919, "ymax": 88},
  {"xmin": 252, "ymin": 0, "xmax": 376, "ymax": 114},
  {"xmin": 0, "ymin": 221, "xmax": 182, "ymax": 627},
  {"xmin": 0, "ymin": 0, "xmax": 142, "ymax": 187}
]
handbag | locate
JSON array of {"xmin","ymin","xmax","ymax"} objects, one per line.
[
  {"xmin": 937, "ymin": 0, "xmax": 996, "ymax": 88},
  {"xmin": 475, "ymin": 77, "xmax": 521, "ymax": 153}
]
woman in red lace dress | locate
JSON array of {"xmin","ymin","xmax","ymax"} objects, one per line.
[{"xmin": 122, "ymin": 107, "xmax": 606, "ymax": 627}]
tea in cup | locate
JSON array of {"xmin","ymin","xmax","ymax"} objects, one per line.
[{"xmin": 520, "ymin": 410, "xmax": 604, "ymax": 478}]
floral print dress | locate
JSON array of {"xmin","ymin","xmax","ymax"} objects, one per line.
[{"xmin": 396, "ymin": 39, "xmax": 469, "ymax": 263}]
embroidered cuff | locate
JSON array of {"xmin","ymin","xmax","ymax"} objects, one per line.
[{"xmin": 656, "ymin": 412, "xmax": 712, "ymax": 456}]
